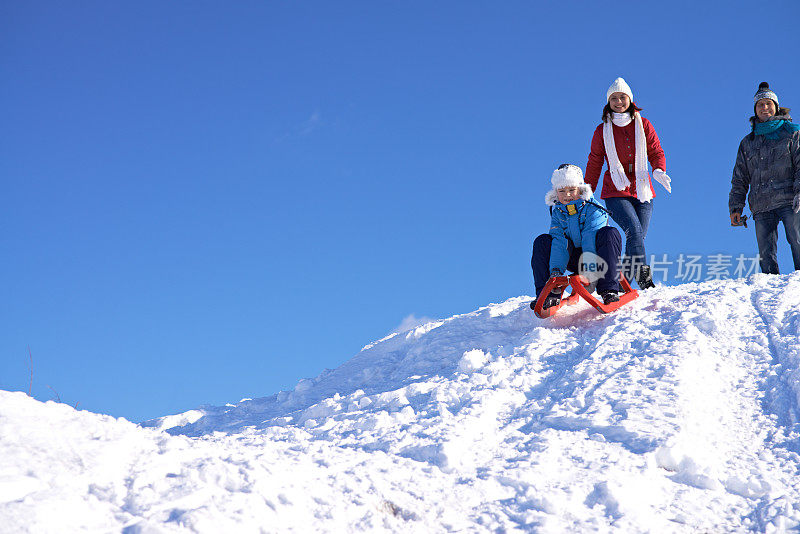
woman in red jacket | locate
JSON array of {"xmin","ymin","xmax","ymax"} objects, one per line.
[{"xmin": 585, "ymin": 77, "xmax": 672, "ymax": 289}]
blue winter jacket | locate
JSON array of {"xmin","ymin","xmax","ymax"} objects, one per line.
[{"xmin": 549, "ymin": 197, "xmax": 608, "ymax": 273}]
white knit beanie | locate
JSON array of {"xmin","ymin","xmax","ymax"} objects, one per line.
[
  {"xmin": 551, "ymin": 164, "xmax": 584, "ymax": 189},
  {"xmin": 606, "ymin": 77, "xmax": 634, "ymax": 103}
]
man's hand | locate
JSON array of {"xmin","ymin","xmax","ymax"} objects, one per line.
[
  {"xmin": 730, "ymin": 212, "xmax": 748, "ymax": 227},
  {"xmin": 793, "ymin": 192, "xmax": 800, "ymax": 214}
]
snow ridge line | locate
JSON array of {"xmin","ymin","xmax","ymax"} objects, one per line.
[{"xmin": 152, "ymin": 298, "xmax": 538, "ymax": 436}]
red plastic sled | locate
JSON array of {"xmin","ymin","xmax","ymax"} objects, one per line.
[{"xmin": 532, "ymin": 274, "xmax": 638, "ymax": 318}]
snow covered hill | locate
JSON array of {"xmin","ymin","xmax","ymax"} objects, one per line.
[{"xmin": 2, "ymin": 274, "xmax": 800, "ymax": 533}]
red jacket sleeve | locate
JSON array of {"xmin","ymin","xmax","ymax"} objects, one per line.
[
  {"xmin": 585, "ymin": 124, "xmax": 605, "ymax": 192},
  {"xmin": 643, "ymin": 118, "xmax": 666, "ymax": 172}
]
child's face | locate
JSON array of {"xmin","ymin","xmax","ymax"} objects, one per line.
[{"xmin": 557, "ymin": 186, "xmax": 581, "ymax": 204}]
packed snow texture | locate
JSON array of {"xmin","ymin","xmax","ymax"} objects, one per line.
[{"xmin": 2, "ymin": 273, "xmax": 800, "ymax": 533}]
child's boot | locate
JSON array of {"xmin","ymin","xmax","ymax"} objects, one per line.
[
  {"xmin": 530, "ymin": 288, "xmax": 563, "ymax": 310},
  {"xmin": 598, "ymin": 289, "xmax": 620, "ymax": 305},
  {"xmin": 542, "ymin": 291, "xmax": 562, "ymax": 309}
]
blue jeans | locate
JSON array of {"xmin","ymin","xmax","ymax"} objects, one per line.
[
  {"xmin": 604, "ymin": 197, "xmax": 654, "ymax": 267},
  {"xmin": 753, "ymin": 206, "xmax": 800, "ymax": 274}
]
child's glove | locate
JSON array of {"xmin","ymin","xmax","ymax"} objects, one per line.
[
  {"xmin": 653, "ymin": 169, "xmax": 672, "ymax": 193},
  {"xmin": 793, "ymin": 192, "xmax": 800, "ymax": 214},
  {"xmin": 550, "ymin": 268, "xmax": 563, "ymax": 278}
]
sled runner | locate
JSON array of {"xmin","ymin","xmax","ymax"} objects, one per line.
[{"xmin": 532, "ymin": 274, "xmax": 638, "ymax": 318}]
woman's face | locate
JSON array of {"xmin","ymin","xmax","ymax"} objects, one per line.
[
  {"xmin": 756, "ymin": 99, "xmax": 776, "ymax": 122},
  {"xmin": 609, "ymin": 92, "xmax": 631, "ymax": 113},
  {"xmin": 557, "ymin": 186, "xmax": 581, "ymax": 204}
]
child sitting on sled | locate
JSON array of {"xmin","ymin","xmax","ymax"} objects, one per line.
[{"xmin": 531, "ymin": 164, "xmax": 623, "ymax": 309}]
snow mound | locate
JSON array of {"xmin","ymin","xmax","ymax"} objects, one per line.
[{"xmin": 3, "ymin": 273, "xmax": 800, "ymax": 533}]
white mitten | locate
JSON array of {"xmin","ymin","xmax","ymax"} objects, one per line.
[
  {"xmin": 793, "ymin": 192, "xmax": 800, "ymax": 214},
  {"xmin": 653, "ymin": 169, "xmax": 672, "ymax": 193}
]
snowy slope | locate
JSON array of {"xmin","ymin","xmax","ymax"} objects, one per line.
[{"xmin": 2, "ymin": 274, "xmax": 800, "ymax": 533}]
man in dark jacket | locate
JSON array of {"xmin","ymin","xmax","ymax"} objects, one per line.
[{"xmin": 729, "ymin": 82, "xmax": 800, "ymax": 274}]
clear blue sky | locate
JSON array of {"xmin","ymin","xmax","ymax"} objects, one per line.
[{"xmin": 3, "ymin": 1, "xmax": 799, "ymax": 422}]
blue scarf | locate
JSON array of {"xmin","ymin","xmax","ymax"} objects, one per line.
[{"xmin": 754, "ymin": 119, "xmax": 800, "ymax": 139}]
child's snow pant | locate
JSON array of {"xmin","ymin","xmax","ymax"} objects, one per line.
[{"xmin": 531, "ymin": 226, "xmax": 622, "ymax": 297}]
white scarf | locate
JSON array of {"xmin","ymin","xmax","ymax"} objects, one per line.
[
  {"xmin": 602, "ymin": 111, "xmax": 653, "ymax": 202},
  {"xmin": 611, "ymin": 112, "xmax": 632, "ymax": 127}
]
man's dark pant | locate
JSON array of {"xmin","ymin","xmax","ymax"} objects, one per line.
[
  {"xmin": 753, "ymin": 206, "xmax": 800, "ymax": 274},
  {"xmin": 531, "ymin": 226, "xmax": 622, "ymax": 297}
]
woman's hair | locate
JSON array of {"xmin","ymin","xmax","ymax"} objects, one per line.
[{"xmin": 602, "ymin": 102, "xmax": 642, "ymax": 122}]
